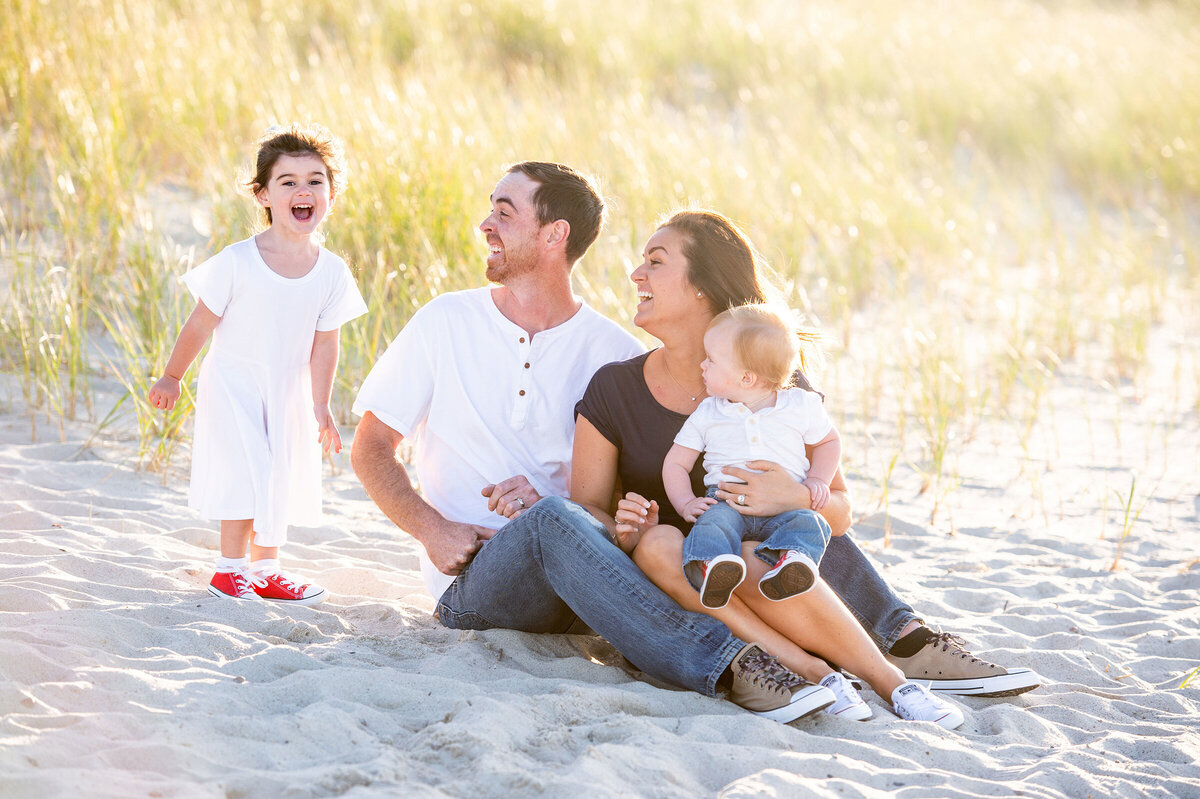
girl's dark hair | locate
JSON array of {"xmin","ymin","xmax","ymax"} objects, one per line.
[
  {"xmin": 246, "ymin": 123, "xmax": 345, "ymax": 225},
  {"xmin": 659, "ymin": 210, "xmax": 767, "ymax": 312}
]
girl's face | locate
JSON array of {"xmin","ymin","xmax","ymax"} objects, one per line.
[
  {"xmin": 701, "ymin": 322, "xmax": 751, "ymax": 401},
  {"xmin": 256, "ymin": 153, "xmax": 334, "ymax": 238},
  {"xmin": 630, "ymin": 226, "xmax": 711, "ymax": 334}
]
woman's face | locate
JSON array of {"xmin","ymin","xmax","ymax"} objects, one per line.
[{"xmin": 630, "ymin": 226, "xmax": 710, "ymax": 334}]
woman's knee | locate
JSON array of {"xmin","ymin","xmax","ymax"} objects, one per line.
[{"xmin": 633, "ymin": 525, "xmax": 685, "ymax": 573}]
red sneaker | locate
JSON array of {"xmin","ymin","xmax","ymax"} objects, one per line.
[
  {"xmin": 208, "ymin": 569, "xmax": 263, "ymax": 600},
  {"xmin": 250, "ymin": 571, "xmax": 328, "ymax": 606}
]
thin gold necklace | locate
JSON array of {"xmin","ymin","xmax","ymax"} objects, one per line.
[{"xmin": 663, "ymin": 352, "xmax": 706, "ymax": 402}]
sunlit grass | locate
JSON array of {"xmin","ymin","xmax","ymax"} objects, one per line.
[{"xmin": 1, "ymin": 0, "xmax": 1197, "ymax": 533}]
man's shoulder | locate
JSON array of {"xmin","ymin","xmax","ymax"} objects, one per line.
[
  {"xmin": 409, "ymin": 287, "xmax": 492, "ymax": 325},
  {"xmin": 571, "ymin": 303, "xmax": 645, "ymax": 356}
]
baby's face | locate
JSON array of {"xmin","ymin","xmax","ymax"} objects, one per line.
[{"xmin": 701, "ymin": 323, "xmax": 750, "ymax": 401}]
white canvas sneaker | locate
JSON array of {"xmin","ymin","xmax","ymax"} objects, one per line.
[
  {"xmin": 820, "ymin": 672, "xmax": 873, "ymax": 721},
  {"xmin": 891, "ymin": 682, "xmax": 965, "ymax": 729}
]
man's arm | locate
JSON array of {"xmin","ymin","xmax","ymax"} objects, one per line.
[{"xmin": 350, "ymin": 411, "xmax": 494, "ymax": 575}]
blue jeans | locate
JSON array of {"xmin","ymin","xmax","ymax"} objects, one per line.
[
  {"xmin": 682, "ymin": 489, "xmax": 831, "ymax": 591},
  {"xmin": 436, "ymin": 496, "xmax": 744, "ymax": 696},
  {"xmin": 821, "ymin": 532, "xmax": 920, "ymax": 652}
]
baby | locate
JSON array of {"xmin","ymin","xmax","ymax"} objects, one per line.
[{"xmin": 662, "ymin": 304, "xmax": 840, "ymax": 609}]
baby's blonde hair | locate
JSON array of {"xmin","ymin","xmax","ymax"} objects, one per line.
[{"xmin": 708, "ymin": 304, "xmax": 818, "ymax": 391}]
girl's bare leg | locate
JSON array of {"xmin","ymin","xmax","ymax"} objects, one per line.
[
  {"xmin": 739, "ymin": 543, "xmax": 905, "ymax": 699},
  {"xmin": 219, "ymin": 519, "xmax": 255, "ymax": 559},
  {"xmin": 634, "ymin": 525, "xmax": 835, "ymax": 683},
  {"xmin": 249, "ymin": 542, "xmax": 279, "ymax": 562}
]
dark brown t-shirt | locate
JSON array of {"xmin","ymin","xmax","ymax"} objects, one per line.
[{"xmin": 574, "ymin": 350, "xmax": 817, "ymax": 531}]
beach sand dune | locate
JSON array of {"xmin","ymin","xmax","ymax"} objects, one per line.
[{"xmin": 1, "ymin": 379, "xmax": 1198, "ymax": 799}]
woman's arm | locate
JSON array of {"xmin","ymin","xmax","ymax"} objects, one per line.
[
  {"xmin": 715, "ymin": 460, "xmax": 853, "ymax": 536},
  {"xmin": 570, "ymin": 416, "xmax": 622, "ymax": 540}
]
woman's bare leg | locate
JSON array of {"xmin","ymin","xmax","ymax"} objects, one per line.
[
  {"xmin": 633, "ymin": 525, "xmax": 834, "ymax": 683},
  {"xmin": 740, "ymin": 542, "xmax": 905, "ymax": 699}
]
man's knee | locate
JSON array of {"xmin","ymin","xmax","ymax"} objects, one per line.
[{"xmin": 528, "ymin": 495, "xmax": 608, "ymax": 539}]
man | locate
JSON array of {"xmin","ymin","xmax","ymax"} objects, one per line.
[{"xmin": 351, "ymin": 161, "xmax": 1037, "ymax": 722}]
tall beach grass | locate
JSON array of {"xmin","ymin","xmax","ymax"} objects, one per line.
[{"xmin": 2, "ymin": 0, "xmax": 1197, "ymax": 537}]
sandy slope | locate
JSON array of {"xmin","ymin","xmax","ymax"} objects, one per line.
[{"xmin": 1, "ymin": 366, "xmax": 1198, "ymax": 798}]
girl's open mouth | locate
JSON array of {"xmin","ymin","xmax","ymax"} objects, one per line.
[{"xmin": 292, "ymin": 205, "xmax": 313, "ymax": 221}]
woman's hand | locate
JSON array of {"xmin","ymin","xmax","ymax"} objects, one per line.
[
  {"xmin": 314, "ymin": 404, "xmax": 342, "ymax": 453},
  {"xmin": 614, "ymin": 492, "xmax": 659, "ymax": 553},
  {"xmin": 715, "ymin": 460, "xmax": 810, "ymax": 517}
]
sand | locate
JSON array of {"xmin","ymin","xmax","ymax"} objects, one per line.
[{"xmin": 1, "ymin": 358, "xmax": 1198, "ymax": 798}]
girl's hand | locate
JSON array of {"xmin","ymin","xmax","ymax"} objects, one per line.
[
  {"xmin": 314, "ymin": 405, "xmax": 342, "ymax": 454},
  {"xmin": 614, "ymin": 492, "xmax": 659, "ymax": 552},
  {"xmin": 681, "ymin": 495, "xmax": 716, "ymax": 523},
  {"xmin": 149, "ymin": 376, "xmax": 181, "ymax": 410},
  {"xmin": 802, "ymin": 476, "xmax": 830, "ymax": 510}
]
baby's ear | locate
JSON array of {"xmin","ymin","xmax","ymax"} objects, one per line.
[{"xmin": 741, "ymin": 371, "xmax": 757, "ymax": 387}]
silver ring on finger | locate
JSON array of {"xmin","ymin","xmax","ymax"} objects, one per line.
[
  {"xmin": 516, "ymin": 497, "xmax": 526, "ymax": 508},
  {"xmin": 736, "ymin": 494, "xmax": 746, "ymax": 506}
]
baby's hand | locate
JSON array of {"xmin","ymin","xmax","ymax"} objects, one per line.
[
  {"xmin": 803, "ymin": 477, "xmax": 830, "ymax": 510},
  {"xmin": 148, "ymin": 376, "xmax": 181, "ymax": 410},
  {"xmin": 682, "ymin": 496, "xmax": 717, "ymax": 523},
  {"xmin": 314, "ymin": 405, "xmax": 342, "ymax": 454}
]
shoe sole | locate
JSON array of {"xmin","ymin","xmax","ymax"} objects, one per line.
[
  {"xmin": 701, "ymin": 562, "xmax": 745, "ymax": 609},
  {"xmin": 918, "ymin": 669, "xmax": 1041, "ymax": 697},
  {"xmin": 753, "ymin": 685, "xmax": 836, "ymax": 723},
  {"xmin": 759, "ymin": 562, "xmax": 815, "ymax": 601},
  {"xmin": 256, "ymin": 588, "xmax": 328, "ymax": 607}
]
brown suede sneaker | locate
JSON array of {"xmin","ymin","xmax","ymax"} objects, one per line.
[
  {"xmin": 885, "ymin": 630, "xmax": 1040, "ymax": 697},
  {"xmin": 727, "ymin": 644, "xmax": 835, "ymax": 722}
]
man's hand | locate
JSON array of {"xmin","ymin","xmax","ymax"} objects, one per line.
[
  {"xmin": 426, "ymin": 519, "xmax": 496, "ymax": 576},
  {"xmin": 482, "ymin": 476, "xmax": 541, "ymax": 519},
  {"xmin": 715, "ymin": 460, "xmax": 810, "ymax": 517}
]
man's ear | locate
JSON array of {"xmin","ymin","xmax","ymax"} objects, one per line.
[{"xmin": 545, "ymin": 219, "xmax": 570, "ymax": 251}]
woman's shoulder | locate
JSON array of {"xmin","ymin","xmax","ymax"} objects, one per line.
[{"xmin": 589, "ymin": 350, "xmax": 652, "ymax": 388}]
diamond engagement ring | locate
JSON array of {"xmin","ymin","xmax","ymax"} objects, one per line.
[
  {"xmin": 516, "ymin": 497, "xmax": 526, "ymax": 508},
  {"xmin": 736, "ymin": 494, "xmax": 746, "ymax": 505}
]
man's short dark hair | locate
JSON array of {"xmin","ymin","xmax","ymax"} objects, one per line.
[{"xmin": 507, "ymin": 161, "xmax": 605, "ymax": 264}]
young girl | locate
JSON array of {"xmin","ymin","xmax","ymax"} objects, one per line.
[
  {"xmin": 149, "ymin": 124, "xmax": 367, "ymax": 605},
  {"xmin": 663, "ymin": 304, "xmax": 840, "ymax": 611}
]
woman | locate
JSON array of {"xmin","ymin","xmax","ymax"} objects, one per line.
[{"xmin": 570, "ymin": 210, "xmax": 964, "ymax": 727}]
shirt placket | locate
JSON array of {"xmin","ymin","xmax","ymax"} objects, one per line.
[
  {"xmin": 745, "ymin": 410, "xmax": 765, "ymax": 459},
  {"xmin": 511, "ymin": 333, "xmax": 533, "ymax": 430}
]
